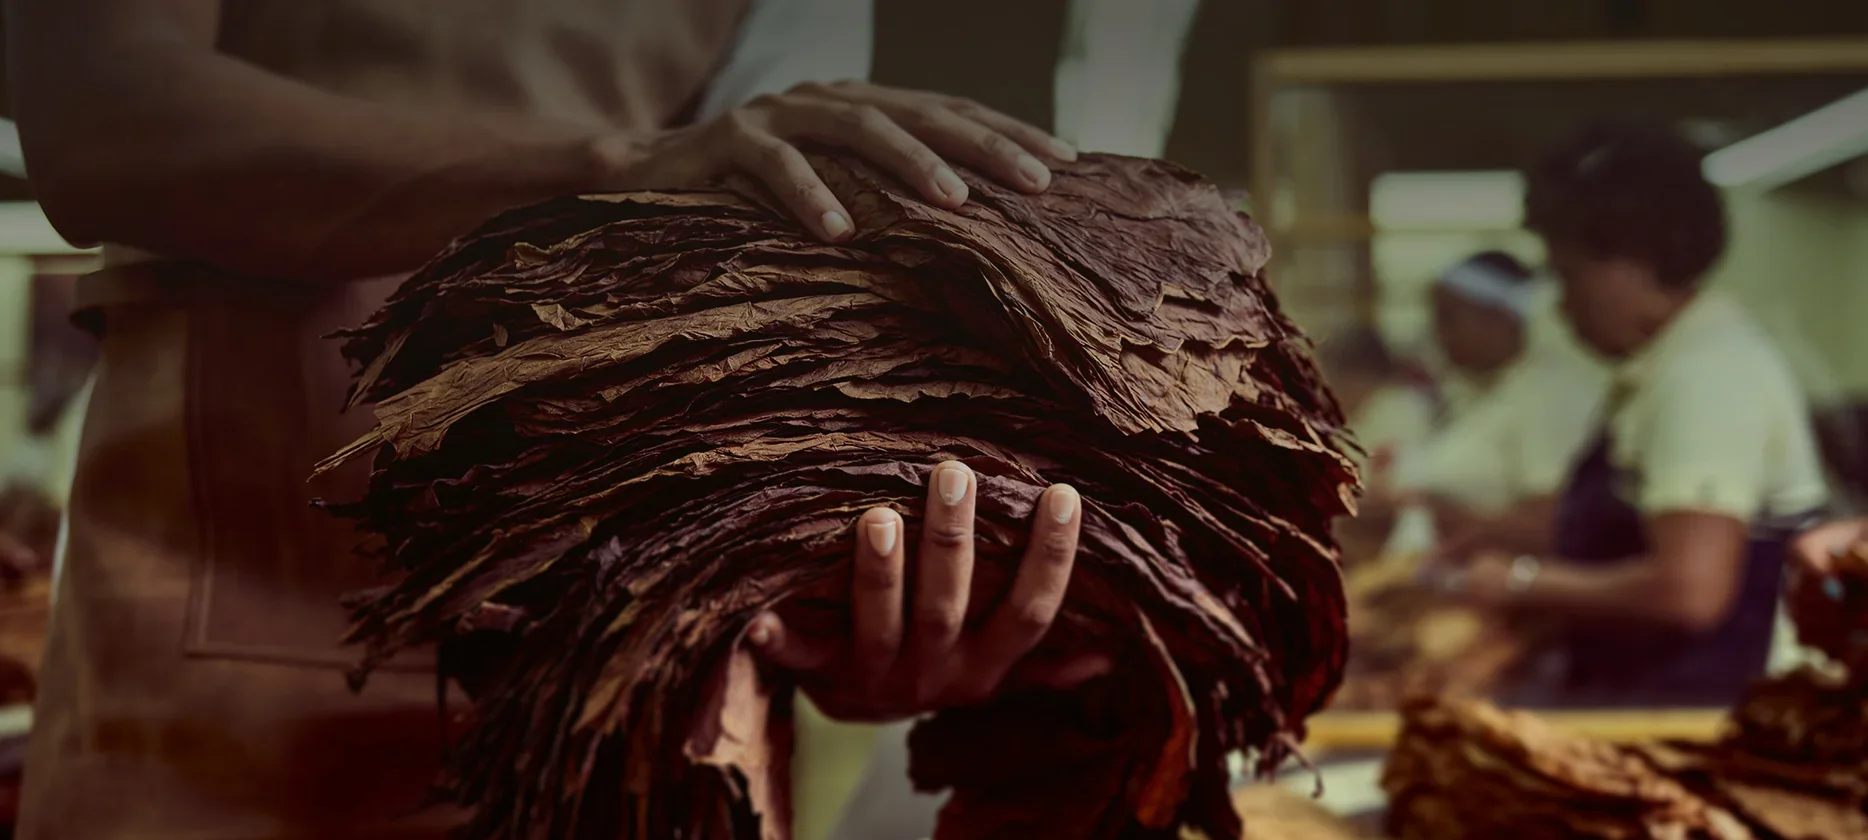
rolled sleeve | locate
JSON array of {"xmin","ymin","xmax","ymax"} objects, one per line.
[{"xmin": 695, "ymin": 0, "xmax": 874, "ymax": 121}]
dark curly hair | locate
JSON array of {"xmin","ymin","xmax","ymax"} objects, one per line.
[{"xmin": 1524, "ymin": 122, "xmax": 1726, "ymax": 289}]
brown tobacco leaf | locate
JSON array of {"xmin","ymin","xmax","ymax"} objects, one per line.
[
  {"xmin": 320, "ymin": 154, "xmax": 1357, "ymax": 839},
  {"xmin": 1622, "ymin": 669, "xmax": 1868, "ymax": 840},
  {"xmin": 1382, "ymin": 696, "xmax": 1753, "ymax": 840},
  {"xmin": 1333, "ymin": 557, "xmax": 1538, "ymax": 711}
]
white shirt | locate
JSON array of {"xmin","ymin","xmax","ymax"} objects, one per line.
[
  {"xmin": 696, "ymin": 0, "xmax": 875, "ymax": 120},
  {"xmin": 1608, "ymin": 290, "xmax": 1829, "ymax": 522},
  {"xmin": 1393, "ymin": 339, "xmax": 1611, "ymax": 514},
  {"xmin": 1348, "ymin": 383, "xmax": 1439, "ymax": 471}
]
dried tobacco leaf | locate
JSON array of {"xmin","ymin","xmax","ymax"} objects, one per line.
[
  {"xmin": 1334, "ymin": 556, "xmax": 1536, "ymax": 710},
  {"xmin": 1382, "ymin": 696, "xmax": 1753, "ymax": 840},
  {"xmin": 318, "ymin": 154, "xmax": 1357, "ymax": 840},
  {"xmin": 1624, "ymin": 669, "xmax": 1868, "ymax": 840}
]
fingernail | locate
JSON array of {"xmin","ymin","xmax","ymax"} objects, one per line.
[
  {"xmin": 1017, "ymin": 155, "xmax": 1050, "ymax": 190},
  {"xmin": 1049, "ymin": 139, "xmax": 1078, "ymax": 161},
  {"xmin": 937, "ymin": 465, "xmax": 969, "ymax": 506},
  {"xmin": 820, "ymin": 210, "xmax": 852, "ymax": 240},
  {"xmin": 934, "ymin": 167, "xmax": 967, "ymax": 203},
  {"xmin": 868, "ymin": 519, "xmax": 898, "ymax": 555},
  {"xmin": 748, "ymin": 617, "xmax": 774, "ymax": 646},
  {"xmin": 1048, "ymin": 484, "xmax": 1079, "ymax": 524}
]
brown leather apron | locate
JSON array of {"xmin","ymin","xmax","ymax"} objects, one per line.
[{"xmin": 20, "ymin": 2, "xmax": 744, "ymax": 837}]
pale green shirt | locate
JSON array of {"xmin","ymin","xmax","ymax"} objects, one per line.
[
  {"xmin": 1393, "ymin": 340, "xmax": 1610, "ymax": 515},
  {"xmin": 1608, "ymin": 290, "xmax": 1829, "ymax": 522}
]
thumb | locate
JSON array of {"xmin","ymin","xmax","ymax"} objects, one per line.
[{"xmin": 745, "ymin": 612, "xmax": 837, "ymax": 673}]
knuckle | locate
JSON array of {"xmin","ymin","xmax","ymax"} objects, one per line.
[
  {"xmin": 745, "ymin": 92, "xmax": 787, "ymax": 111},
  {"xmin": 907, "ymin": 148, "xmax": 946, "ymax": 179},
  {"xmin": 946, "ymin": 96, "xmax": 985, "ymax": 116},
  {"xmin": 854, "ymin": 560, "xmax": 902, "ymax": 593},
  {"xmin": 789, "ymin": 80, "xmax": 834, "ymax": 98},
  {"xmin": 757, "ymin": 142, "xmax": 799, "ymax": 173},
  {"xmin": 1013, "ymin": 599, "xmax": 1060, "ymax": 631},
  {"xmin": 1040, "ymin": 529, "xmax": 1078, "ymax": 559},
  {"xmin": 925, "ymin": 521, "xmax": 973, "ymax": 549},
  {"xmin": 978, "ymin": 131, "xmax": 1019, "ymax": 160},
  {"xmin": 851, "ymin": 104, "xmax": 892, "ymax": 134},
  {"xmin": 717, "ymin": 109, "xmax": 760, "ymax": 139},
  {"xmin": 916, "ymin": 609, "xmax": 964, "ymax": 641},
  {"xmin": 886, "ymin": 103, "xmax": 938, "ymax": 134},
  {"xmin": 790, "ymin": 179, "xmax": 825, "ymax": 207}
]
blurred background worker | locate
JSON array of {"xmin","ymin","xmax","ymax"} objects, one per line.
[
  {"xmin": 1377, "ymin": 251, "xmax": 1609, "ymax": 557},
  {"xmin": 1434, "ymin": 122, "xmax": 1832, "ymax": 708},
  {"xmin": 1318, "ymin": 328, "xmax": 1441, "ymax": 487}
]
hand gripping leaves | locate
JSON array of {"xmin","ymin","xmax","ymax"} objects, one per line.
[{"xmin": 317, "ymin": 154, "xmax": 1358, "ymax": 840}]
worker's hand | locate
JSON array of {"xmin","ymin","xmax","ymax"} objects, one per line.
[
  {"xmin": 748, "ymin": 461, "xmax": 1111, "ymax": 722},
  {"xmin": 1786, "ymin": 517, "xmax": 1867, "ymax": 653},
  {"xmin": 604, "ymin": 81, "xmax": 1076, "ymax": 242},
  {"xmin": 1423, "ymin": 551, "xmax": 1515, "ymax": 610}
]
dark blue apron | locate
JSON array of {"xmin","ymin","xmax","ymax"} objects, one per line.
[{"xmin": 1542, "ymin": 432, "xmax": 1817, "ymax": 708}]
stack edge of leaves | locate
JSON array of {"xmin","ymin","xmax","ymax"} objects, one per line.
[
  {"xmin": 1380, "ymin": 696, "xmax": 1753, "ymax": 840},
  {"xmin": 315, "ymin": 154, "xmax": 1359, "ymax": 840},
  {"xmin": 1383, "ymin": 537, "xmax": 1868, "ymax": 840},
  {"xmin": 1335, "ymin": 559, "xmax": 1533, "ymax": 711},
  {"xmin": 1636, "ymin": 667, "xmax": 1868, "ymax": 839}
]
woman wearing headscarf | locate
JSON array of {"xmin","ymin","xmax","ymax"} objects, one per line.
[
  {"xmin": 1387, "ymin": 250, "xmax": 1609, "ymax": 556},
  {"xmin": 1436, "ymin": 123, "xmax": 1831, "ymax": 707}
]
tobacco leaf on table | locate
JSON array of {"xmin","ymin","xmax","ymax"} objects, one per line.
[
  {"xmin": 1622, "ymin": 668, "xmax": 1868, "ymax": 840},
  {"xmin": 317, "ymin": 154, "xmax": 1358, "ymax": 840},
  {"xmin": 1381, "ymin": 696, "xmax": 1753, "ymax": 840},
  {"xmin": 1333, "ymin": 556, "xmax": 1538, "ymax": 710}
]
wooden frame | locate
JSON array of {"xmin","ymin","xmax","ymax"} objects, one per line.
[
  {"xmin": 1255, "ymin": 38, "xmax": 1868, "ymax": 750},
  {"xmin": 1251, "ymin": 38, "xmax": 1868, "ymax": 238}
]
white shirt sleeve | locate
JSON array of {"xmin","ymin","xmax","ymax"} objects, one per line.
[
  {"xmin": 695, "ymin": 0, "xmax": 875, "ymax": 121},
  {"xmin": 1051, "ymin": 0, "xmax": 1199, "ymax": 158}
]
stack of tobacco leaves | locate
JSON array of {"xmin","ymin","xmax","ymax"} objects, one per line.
[
  {"xmin": 1381, "ymin": 696, "xmax": 1753, "ymax": 840},
  {"xmin": 1632, "ymin": 667, "xmax": 1868, "ymax": 839},
  {"xmin": 315, "ymin": 154, "xmax": 1358, "ymax": 840},
  {"xmin": 1334, "ymin": 558, "xmax": 1530, "ymax": 710}
]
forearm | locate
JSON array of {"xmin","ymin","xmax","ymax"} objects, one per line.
[
  {"xmin": 1512, "ymin": 552, "xmax": 1731, "ymax": 636},
  {"xmin": 20, "ymin": 43, "xmax": 631, "ymax": 281},
  {"xmin": 1511, "ymin": 556, "xmax": 1665, "ymax": 624},
  {"xmin": 1465, "ymin": 495, "xmax": 1557, "ymax": 555}
]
